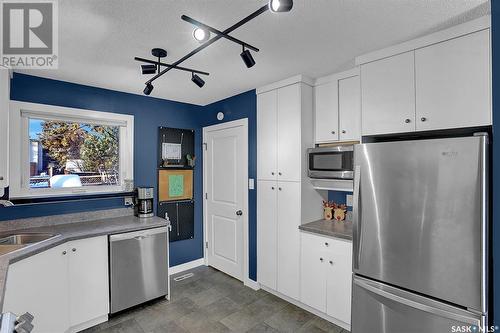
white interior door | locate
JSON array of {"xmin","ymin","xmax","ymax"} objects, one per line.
[{"xmin": 204, "ymin": 119, "xmax": 248, "ymax": 281}]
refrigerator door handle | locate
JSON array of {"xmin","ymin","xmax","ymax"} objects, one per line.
[
  {"xmin": 352, "ymin": 165, "xmax": 361, "ymax": 270},
  {"xmin": 354, "ymin": 278, "xmax": 480, "ymax": 325}
]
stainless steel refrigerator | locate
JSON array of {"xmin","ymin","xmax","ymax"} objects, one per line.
[{"xmin": 351, "ymin": 134, "xmax": 488, "ymax": 333}]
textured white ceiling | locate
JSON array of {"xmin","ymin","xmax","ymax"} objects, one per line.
[{"xmin": 16, "ymin": 0, "xmax": 490, "ymax": 106}]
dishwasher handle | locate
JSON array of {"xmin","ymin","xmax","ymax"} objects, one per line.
[{"xmin": 110, "ymin": 227, "xmax": 168, "ymax": 242}]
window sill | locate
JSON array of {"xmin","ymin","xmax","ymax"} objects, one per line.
[{"xmin": 9, "ymin": 191, "xmax": 135, "ymax": 206}]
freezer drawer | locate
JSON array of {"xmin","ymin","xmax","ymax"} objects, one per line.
[
  {"xmin": 352, "ymin": 276, "xmax": 484, "ymax": 333},
  {"xmin": 110, "ymin": 227, "xmax": 168, "ymax": 313},
  {"xmin": 353, "ymin": 135, "xmax": 488, "ymax": 311}
]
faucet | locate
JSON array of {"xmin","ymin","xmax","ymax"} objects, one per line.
[{"xmin": 0, "ymin": 200, "xmax": 13, "ymax": 207}]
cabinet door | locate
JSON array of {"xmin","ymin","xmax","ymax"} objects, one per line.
[
  {"xmin": 415, "ymin": 29, "xmax": 491, "ymax": 131},
  {"xmin": 257, "ymin": 180, "xmax": 278, "ymax": 289},
  {"xmin": 0, "ymin": 69, "xmax": 9, "ymax": 192},
  {"xmin": 257, "ymin": 90, "xmax": 278, "ymax": 181},
  {"xmin": 361, "ymin": 51, "xmax": 416, "ymax": 135},
  {"xmin": 300, "ymin": 232, "xmax": 327, "ymax": 312},
  {"xmin": 326, "ymin": 239, "xmax": 353, "ymax": 325},
  {"xmin": 315, "ymin": 81, "xmax": 339, "ymax": 143},
  {"xmin": 276, "ymin": 181, "xmax": 301, "ymax": 299},
  {"xmin": 277, "ymin": 84, "xmax": 302, "ymax": 182},
  {"xmin": 339, "ymin": 76, "xmax": 361, "ymax": 141},
  {"xmin": 68, "ymin": 236, "xmax": 109, "ymax": 330},
  {"xmin": 3, "ymin": 244, "xmax": 70, "ymax": 333}
]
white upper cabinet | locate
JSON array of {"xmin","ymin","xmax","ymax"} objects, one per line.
[
  {"xmin": 315, "ymin": 81, "xmax": 339, "ymax": 142},
  {"xmin": 277, "ymin": 84, "xmax": 302, "ymax": 182},
  {"xmin": 357, "ymin": 16, "xmax": 491, "ymax": 136},
  {"xmin": 257, "ymin": 90, "xmax": 277, "ymax": 181},
  {"xmin": 415, "ymin": 29, "xmax": 491, "ymax": 131},
  {"xmin": 338, "ymin": 76, "xmax": 361, "ymax": 141},
  {"xmin": 314, "ymin": 69, "xmax": 360, "ymax": 143},
  {"xmin": 361, "ymin": 51, "xmax": 416, "ymax": 136},
  {"xmin": 0, "ymin": 69, "xmax": 9, "ymax": 194}
]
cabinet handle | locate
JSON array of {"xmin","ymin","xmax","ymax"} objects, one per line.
[
  {"xmin": 271, "ymin": 186, "xmax": 275, "ymax": 190},
  {"xmin": 404, "ymin": 118, "xmax": 411, "ymax": 124},
  {"xmin": 271, "ymin": 172, "xmax": 275, "ymax": 176},
  {"xmin": 320, "ymin": 257, "xmax": 324, "ymax": 262},
  {"xmin": 278, "ymin": 172, "xmax": 282, "ymax": 176},
  {"xmin": 420, "ymin": 117, "xmax": 427, "ymax": 122},
  {"xmin": 72, "ymin": 248, "xmax": 76, "ymax": 252},
  {"xmin": 331, "ymin": 131, "xmax": 336, "ymax": 135},
  {"xmin": 325, "ymin": 242, "xmax": 329, "ymax": 247},
  {"xmin": 329, "ymin": 260, "xmax": 333, "ymax": 265},
  {"xmin": 342, "ymin": 130, "xmax": 346, "ymax": 134},
  {"xmin": 62, "ymin": 251, "xmax": 67, "ymax": 255},
  {"xmin": 0, "ymin": 176, "xmax": 3, "ymax": 181},
  {"xmin": 278, "ymin": 187, "xmax": 282, "ymax": 191}
]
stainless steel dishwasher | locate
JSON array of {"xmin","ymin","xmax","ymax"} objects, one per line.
[{"xmin": 110, "ymin": 227, "xmax": 168, "ymax": 313}]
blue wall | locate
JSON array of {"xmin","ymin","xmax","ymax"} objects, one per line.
[
  {"xmin": 0, "ymin": 73, "xmax": 205, "ymax": 267},
  {"xmin": 492, "ymin": 1, "xmax": 499, "ymax": 326},
  {"xmin": 201, "ymin": 90, "xmax": 258, "ymax": 280}
]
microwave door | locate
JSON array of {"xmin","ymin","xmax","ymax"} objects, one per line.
[{"xmin": 308, "ymin": 147, "xmax": 354, "ymax": 179}]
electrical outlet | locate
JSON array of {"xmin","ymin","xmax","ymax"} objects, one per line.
[
  {"xmin": 124, "ymin": 196, "xmax": 134, "ymax": 207},
  {"xmin": 346, "ymin": 194, "xmax": 353, "ymax": 207}
]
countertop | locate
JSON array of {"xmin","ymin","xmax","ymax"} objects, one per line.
[
  {"xmin": 0, "ymin": 215, "xmax": 169, "ymax": 309},
  {"xmin": 299, "ymin": 219, "xmax": 353, "ymax": 241}
]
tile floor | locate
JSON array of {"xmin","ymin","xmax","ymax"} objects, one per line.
[{"xmin": 84, "ymin": 266, "xmax": 348, "ymax": 333}]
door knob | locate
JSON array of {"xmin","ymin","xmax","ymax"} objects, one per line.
[
  {"xmin": 420, "ymin": 117, "xmax": 427, "ymax": 122},
  {"xmin": 404, "ymin": 118, "xmax": 411, "ymax": 123},
  {"xmin": 236, "ymin": 210, "xmax": 243, "ymax": 216}
]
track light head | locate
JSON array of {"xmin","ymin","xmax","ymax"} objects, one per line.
[
  {"xmin": 240, "ymin": 48, "xmax": 256, "ymax": 68},
  {"xmin": 269, "ymin": 0, "xmax": 293, "ymax": 12},
  {"xmin": 193, "ymin": 28, "xmax": 210, "ymax": 43},
  {"xmin": 143, "ymin": 83, "xmax": 154, "ymax": 95},
  {"xmin": 141, "ymin": 64, "xmax": 157, "ymax": 75},
  {"xmin": 191, "ymin": 73, "xmax": 205, "ymax": 88}
]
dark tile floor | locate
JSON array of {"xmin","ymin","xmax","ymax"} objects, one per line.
[{"xmin": 84, "ymin": 266, "xmax": 348, "ymax": 333}]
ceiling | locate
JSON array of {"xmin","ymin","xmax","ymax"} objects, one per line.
[{"xmin": 16, "ymin": 0, "xmax": 490, "ymax": 106}]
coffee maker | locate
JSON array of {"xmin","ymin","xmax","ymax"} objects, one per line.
[{"xmin": 135, "ymin": 187, "xmax": 154, "ymax": 218}]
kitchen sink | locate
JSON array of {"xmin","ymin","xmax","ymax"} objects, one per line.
[{"xmin": 0, "ymin": 233, "xmax": 59, "ymax": 246}]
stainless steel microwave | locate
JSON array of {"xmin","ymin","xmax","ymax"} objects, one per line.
[{"xmin": 307, "ymin": 145, "xmax": 354, "ymax": 179}]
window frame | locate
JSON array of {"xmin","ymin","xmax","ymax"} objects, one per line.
[{"xmin": 9, "ymin": 101, "xmax": 134, "ymax": 199}]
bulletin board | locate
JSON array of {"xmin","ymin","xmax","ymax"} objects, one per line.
[{"xmin": 158, "ymin": 169, "xmax": 193, "ymax": 202}]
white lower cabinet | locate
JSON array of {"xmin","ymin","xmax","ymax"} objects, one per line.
[
  {"xmin": 300, "ymin": 232, "xmax": 352, "ymax": 325},
  {"xmin": 3, "ymin": 236, "xmax": 109, "ymax": 333}
]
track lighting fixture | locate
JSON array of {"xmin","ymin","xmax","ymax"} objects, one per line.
[
  {"xmin": 269, "ymin": 0, "xmax": 293, "ymax": 12},
  {"xmin": 240, "ymin": 46, "xmax": 256, "ymax": 68},
  {"xmin": 191, "ymin": 73, "xmax": 205, "ymax": 88},
  {"xmin": 135, "ymin": 2, "xmax": 293, "ymax": 94},
  {"xmin": 193, "ymin": 28, "xmax": 210, "ymax": 42},
  {"xmin": 141, "ymin": 64, "xmax": 157, "ymax": 74},
  {"xmin": 143, "ymin": 83, "xmax": 154, "ymax": 95}
]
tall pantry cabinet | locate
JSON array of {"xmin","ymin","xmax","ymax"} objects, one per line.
[{"xmin": 257, "ymin": 76, "xmax": 323, "ymax": 300}]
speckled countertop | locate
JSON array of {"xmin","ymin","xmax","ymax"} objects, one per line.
[
  {"xmin": 0, "ymin": 215, "xmax": 169, "ymax": 309},
  {"xmin": 299, "ymin": 219, "xmax": 353, "ymax": 241}
]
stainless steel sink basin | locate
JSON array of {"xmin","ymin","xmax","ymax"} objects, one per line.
[{"xmin": 0, "ymin": 233, "xmax": 58, "ymax": 245}]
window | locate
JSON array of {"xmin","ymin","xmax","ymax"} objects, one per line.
[{"xmin": 9, "ymin": 101, "xmax": 134, "ymax": 198}]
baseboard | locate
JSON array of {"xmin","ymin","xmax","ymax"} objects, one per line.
[
  {"xmin": 68, "ymin": 314, "xmax": 108, "ymax": 333},
  {"xmin": 244, "ymin": 278, "xmax": 261, "ymax": 290},
  {"xmin": 261, "ymin": 285, "xmax": 351, "ymax": 331},
  {"xmin": 169, "ymin": 258, "xmax": 205, "ymax": 275}
]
